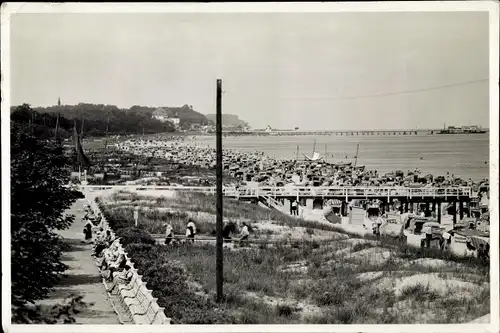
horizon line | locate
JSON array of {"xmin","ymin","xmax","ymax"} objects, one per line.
[{"xmin": 10, "ymin": 102, "xmax": 490, "ymax": 132}]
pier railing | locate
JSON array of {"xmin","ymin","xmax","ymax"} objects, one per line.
[{"xmin": 75, "ymin": 185, "xmax": 473, "ymax": 200}]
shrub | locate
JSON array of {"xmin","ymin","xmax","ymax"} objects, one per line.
[
  {"xmin": 399, "ymin": 283, "xmax": 439, "ymax": 302},
  {"xmin": 276, "ymin": 304, "xmax": 294, "ymax": 317},
  {"xmin": 116, "ymin": 227, "xmax": 156, "ymax": 245}
]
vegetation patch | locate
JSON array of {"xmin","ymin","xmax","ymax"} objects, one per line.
[{"xmin": 98, "ymin": 191, "xmax": 490, "ymax": 324}]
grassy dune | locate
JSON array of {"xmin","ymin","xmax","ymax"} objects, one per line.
[
  {"xmin": 98, "ymin": 191, "xmax": 490, "ymax": 324},
  {"xmin": 105, "ymin": 191, "xmax": 345, "ymax": 235}
]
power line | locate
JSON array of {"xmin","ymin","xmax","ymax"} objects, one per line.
[{"xmin": 280, "ymin": 77, "xmax": 490, "ymax": 101}]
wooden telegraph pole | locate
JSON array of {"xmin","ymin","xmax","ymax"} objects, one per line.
[{"xmin": 216, "ymin": 79, "xmax": 224, "ymax": 302}]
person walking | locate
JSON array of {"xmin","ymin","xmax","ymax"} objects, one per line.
[
  {"xmin": 441, "ymin": 230, "xmax": 452, "ymax": 251},
  {"xmin": 186, "ymin": 219, "xmax": 197, "ymax": 243},
  {"xmin": 165, "ymin": 223, "xmax": 174, "ymax": 245},
  {"xmin": 291, "ymin": 200, "xmax": 298, "ymax": 216},
  {"xmin": 424, "ymin": 224, "xmax": 434, "ymax": 248},
  {"xmin": 83, "ymin": 221, "xmax": 93, "ymax": 242}
]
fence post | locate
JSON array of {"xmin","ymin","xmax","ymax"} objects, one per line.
[{"xmin": 134, "ymin": 208, "xmax": 139, "ymax": 227}]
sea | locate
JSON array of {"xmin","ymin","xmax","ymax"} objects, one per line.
[{"xmin": 192, "ymin": 134, "xmax": 490, "ymax": 182}]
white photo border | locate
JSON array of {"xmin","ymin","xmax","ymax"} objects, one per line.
[{"xmin": 1, "ymin": 2, "xmax": 499, "ymax": 333}]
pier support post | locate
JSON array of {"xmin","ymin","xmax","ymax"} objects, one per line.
[
  {"xmin": 459, "ymin": 201, "xmax": 464, "ymax": 220},
  {"xmin": 404, "ymin": 201, "xmax": 409, "ymax": 213},
  {"xmin": 453, "ymin": 202, "xmax": 457, "ymax": 226},
  {"xmin": 437, "ymin": 202, "xmax": 442, "ymax": 223},
  {"xmin": 466, "ymin": 202, "xmax": 471, "ymax": 218},
  {"xmin": 399, "ymin": 200, "xmax": 404, "ymax": 214}
]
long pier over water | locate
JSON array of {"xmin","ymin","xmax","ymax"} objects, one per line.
[
  {"xmin": 222, "ymin": 129, "xmax": 489, "ymax": 136},
  {"xmin": 78, "ymin": 185, "xmax": 475, "ymax": 224},
  {"xmin": 221, "ymin": 129, "xmax": 458, "ymax": 136}
]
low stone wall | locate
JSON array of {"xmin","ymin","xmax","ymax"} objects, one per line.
[{"xmin": 86, "ymin": 197, "xmax": 171, "ymax": 325}]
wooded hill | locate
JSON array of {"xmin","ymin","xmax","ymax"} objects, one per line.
[{"xmin": 9, "ymin": 103, "xmax": 190, "ymax": 138}]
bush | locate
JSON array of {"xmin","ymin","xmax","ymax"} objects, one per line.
[
  {"xmin": 124, "ymin": 244, "xmax": 233, "ymax": 324},
  {"xmin": 276, "ymin": 304, "xmax": 295, "ymax": 317},
  {"xmin": 116, "ymin": 227, "xmax": 156, "ymax": 245}
]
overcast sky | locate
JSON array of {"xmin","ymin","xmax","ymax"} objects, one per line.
[{"xmin": 10, "ymin": 11, "xmax": 490, "ymax": 130}]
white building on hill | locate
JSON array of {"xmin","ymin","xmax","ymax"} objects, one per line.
[{"xmin": 152, "ymin": 107, "xmax": 181, "ymax": 125}]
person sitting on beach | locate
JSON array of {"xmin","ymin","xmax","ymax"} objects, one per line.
[
  {"xmin": 97, "ymin": 239, "xmax": 121, "ymax": 268},
  {"xmin": 93, "ymin": 212, "xmax": 102, "ymax": 226},
  {"xmin": 186, "ymin": 220, "xmax": 197, "ymax": 243},
  {"xmin": 94, "ymin": 227, "xmax": 105, "ymax": 242},
  {"xmin": 104, "ymin": 230, "xmax": 114, "ymax": 246},
  {"xmin": 165, "ymin": 223, "xmax": 174, "ymax": 245},
  {"xmin": 107, "ymin": 264, "xmax": 134, "ymax": 291},
  {"xmin": 93, "ymin": 228, "xmax": 112, "ymax": 256},
  {"xmin": 105, "ymin": 250, "xmax": 127, "ymax": 280}
]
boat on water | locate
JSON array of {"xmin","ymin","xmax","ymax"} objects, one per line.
[
  {"xmin": 437, "ymin": 125, "xmax": 486, "ymax": 134},
  {"xmin": 303, "ymin": 151, "xmax": 324, "ymax": 162}
]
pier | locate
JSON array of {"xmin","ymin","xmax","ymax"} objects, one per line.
[
  {"xmin": 267, "ymin": 130, "xmax": 423, "ymax": 136},
  {"xmin": 78, "ymin": 185, "xmax": 475, "ymax": 224},
  {"xmin": 225, "ymin": 130, "xmax": 434, "ymax": 136}
]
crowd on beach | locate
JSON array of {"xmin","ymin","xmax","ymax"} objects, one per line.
[{"xmin": 113, "ymin": 136, "xmax": 489, "ymax": 194}]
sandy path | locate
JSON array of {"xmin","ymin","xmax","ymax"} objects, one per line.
[{"xmin": 36, "ymin": 199, "xmax": 124, "ymax": 324}]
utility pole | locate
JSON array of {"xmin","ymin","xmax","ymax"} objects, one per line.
[
  {"xmin": 216, "ymin": 79, "xmax": 224, "ymax": 303},
  {"xmin": 354, "ymin": 144, "xmax": 360, "ymax": 166}
]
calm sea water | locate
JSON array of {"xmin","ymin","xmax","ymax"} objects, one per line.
[{"xmin": 193, "ymin": 134, "xmax": 490, "ymax": 182}]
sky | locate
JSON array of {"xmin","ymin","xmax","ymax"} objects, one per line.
[{"xmin": 10, "ymin": 11, "xmax": 490, "ymax": 130}]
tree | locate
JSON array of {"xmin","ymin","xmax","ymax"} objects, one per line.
[{"xmin": 10, "ymin": 104, "xmax": 81, "ymax": 317}]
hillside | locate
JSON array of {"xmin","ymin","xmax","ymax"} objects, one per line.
[
  {"xmin": 206, "ymin": 114, "xmax": 249, "ymax": 128},
  {"xmin": 10, "ymin": 103, "xmax": 176, "ymax": 138},
  {"xmin": 163, "ymin": 105, "xmax": 209, "ymax": 125}
]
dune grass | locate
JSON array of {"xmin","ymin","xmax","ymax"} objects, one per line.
[
  {"xmin": 147, "ymin": 240, "xmax": 489, "ymax": 324},
  {"xmin": 103, "ymin": 191, "xmax": 347, "ymax": 235}
]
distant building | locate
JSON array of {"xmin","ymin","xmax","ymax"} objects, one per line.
[
  {"xmin": 152, "ymin": 107, "xmax": 181, "ymax": 125},
  {"xmin": 265, "ymin": 125, "xmax": 272, "ymax": 132}
]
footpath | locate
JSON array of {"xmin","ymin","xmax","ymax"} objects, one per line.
[{"xmin": 36, "ymin": 199, "xmax": 124, "ymax": 324}]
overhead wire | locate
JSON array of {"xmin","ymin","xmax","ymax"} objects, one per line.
[{"xmin": 279, "ymin": 77, "xmax": 490, "ymax": 101}]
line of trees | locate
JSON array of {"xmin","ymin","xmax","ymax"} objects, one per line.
[
  {"xmin": 10, "ymin": 103, "xmax": 177, "ymax": 139},
  {"xmin": 11, "ymin": 104, "xmax": 83, "ymax": 322}
]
